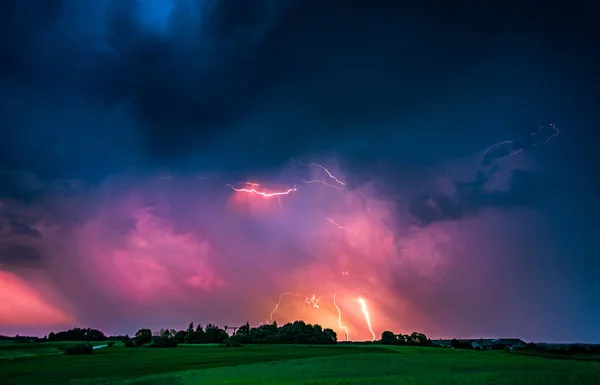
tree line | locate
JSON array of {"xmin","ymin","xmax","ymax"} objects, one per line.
[
  {"xmin": 1, "ymin": 325, "xmax": 430, "ymax": 348},
  {"xmin": 379, "ymin": 330, "xmax": 430, "ymax": 346},
  {"xmin": 124, "ymin": 320, "xmax": 338, "ymax": 348}
]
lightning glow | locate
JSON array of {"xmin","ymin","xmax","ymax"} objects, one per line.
[
  {"xmin": 226, "ymin": 184, "xmax": 298, "ymax": 197},
  {"xmin": 356, "ymin": 297, "xmax": 376, "ymax": 341},
  {"xmin": 333, "ymin": 293, "xmax": 349, "ymax": 341}
]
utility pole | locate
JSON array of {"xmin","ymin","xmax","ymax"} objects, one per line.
[{"xmin": 224, "ymin": 326, "xmax": 242, "ymax": 335}]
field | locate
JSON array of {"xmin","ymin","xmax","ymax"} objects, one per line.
[{"xmin": 1, "ymin": 342, "xmax": 599, "ymax": 385}]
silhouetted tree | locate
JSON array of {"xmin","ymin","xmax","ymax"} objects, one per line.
[
  {"xmin": 236, "ymin": 322, "xmax": 251, "ymax": 340},
  {"xmin": 380, "ymin": 330, "xmax": 398, "ymax": 345},
  {"xmin": 46, "ymin": 328, "xmax": 107, "ymax": 342},
  {"xmin": 320, "ymin": 328, "xmax": 337, "ymax": 344},
  {"xmin": 173, "ymin": 330, "xmax": 187, "ymax": 343},
  {"xmin": 408, "ymin": 332, "xmax": 429, "ymax": 346},
  {"xmin": 123, "ymin": 335, "xmax": 135, "ymax": 347},
  {"xmin": 204, "ymin": 324, "xmax": 228, "ymax": 343},
  {"xmin": 134, "ymin": 329, "xmax": 152, "ymax": 346},
  {"xmin": 397, "ymin": 334, "xmax": 408, "ymax": 345}
]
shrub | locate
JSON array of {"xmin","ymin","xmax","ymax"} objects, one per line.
[
  {"xmin": 63, "ymin": 343, "xmax": 94, "ymax": 355},
  {"xmin": 108, "ymin": 341, "xmax": 115, "ymax": 347},
  {"xmin": 123, "ymin": 336, "xmax": 135, "ymax": 347},
  {"xmin": 146, "ymin": 337, "xmax": 178, "ymax": 348}
]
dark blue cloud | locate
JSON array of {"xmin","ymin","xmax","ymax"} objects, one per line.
[
  {"xmin": 409, "ymin": 169, "xmax": 558, "ymax": 227},
  {"xmin": 3, "ymin": 0, "xmax": 598, "ymax": 182}
]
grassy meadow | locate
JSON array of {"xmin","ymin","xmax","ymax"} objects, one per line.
[{"xmin": 1, "ymin": 341, "xmax": 599, "ymax": 385}]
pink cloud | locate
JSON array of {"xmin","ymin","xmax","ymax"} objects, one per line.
[{"xmin": 0, "ymin": 157, "xmax": 531, "ymax": 340}]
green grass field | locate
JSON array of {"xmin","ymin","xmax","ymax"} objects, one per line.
[{"xmin": 1, "ymin": 342, "xmax": 599, "ymax": 385}]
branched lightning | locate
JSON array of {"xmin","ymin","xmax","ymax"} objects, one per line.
[
  {"xmin": 483, "ymin": 123, "xmax": 560, "ymax": 165},
  {"xmin": 222, "ymin": 161, "xmax": 383, "ymax": 341},
  {"xmin": 325, "ymin": 216, "xmax": 351, "ymax": 231},
  {"xmin": 531, "ymin": 123, "xmax": 560, "ymax": 146},
  {"xmin": 482, "ymin": 140, "xmax": 524, "ymax": 162},
  {"xmin": 302, "ymin": 179, "xmax": 346, "ymax": 190},
  {"xmin": 356, "ymin": 297, "xmax": 376, "ymax": 341},
  {"xmin": 259, "ymin": 292, "xmax": 321, "ymax": 326},
  {"xmin": 298, "ymin": 161, "xmax": 347, "ymax": 189},
  {"xmin": 333, "ymin": 293, "xmax": 349, "ymax": 341},
  {"xmin": 303, "ymin": 294, "xmax": 322, "ymax": 308},
  {"xmin": 227, "ymin": 183, "xmax": 298, "ymax": 197}
]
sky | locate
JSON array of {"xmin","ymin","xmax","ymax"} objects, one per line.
[{"xmin": 1, "ymin": 0, "xmax": 599, "ymax": 343}]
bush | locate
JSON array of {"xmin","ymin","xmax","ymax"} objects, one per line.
[
  {"xmin": 108, "ymin": 341, "xmax": 115, "ymax": 347},
  {"xmin": 123, "ymin": 336, "xmax": 135, "ymax": 348},
  {"xmin": 63, "ymin": 343, "xmax": 94, "ymax": 355},
  {"xmin": 146, "ymin": 337, "xmax": 178, "ymax": 348}
]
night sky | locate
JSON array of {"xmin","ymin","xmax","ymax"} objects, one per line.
[{"xmin": 1, "ymin": 0, "xmax": 599, "ymax": 343}]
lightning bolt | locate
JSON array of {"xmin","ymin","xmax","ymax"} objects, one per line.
[
  {"xmin": 356, "ymin": 297, "xmax": 376, "ymax": 341},
  {"xmin": 259, "ymin": 292, "xmax": 321, "ymax": 326},
  {"xmin": 298, "ymin": 161, "xmax": 347, "ymax": 188},
  {"xmin": 227, "ymin": 184, "xmax": 298, "ymax": 197},
  {"xmin": 359, "ymin": 190, "xmax": 372, "ymax": 215},
  {"xmin": 483, "ymin": 123, "xmax": 560, "ymax": 165},
  {"xmin": 303, "ymin": 294, "xmax": 322, "ymax": 308},
  {"xmin": 333, "ymin": 293, "xmax": 349, "ymax": 342},
  {"xmin": 531, "ymin": 123, "xmax": 560, "ymax": 146},
  {"xmin": 302, "ymin": 179, "xmax": 346, "ymax": 190},
  {"xmin": 325, "ymin": 217, "xmax": 351, "ymax": 231},
  {"xmin": 482, "ymin": 140, "xmax": 524, "ymax": 163}
]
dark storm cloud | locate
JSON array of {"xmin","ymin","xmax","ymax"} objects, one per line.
[
  {"xmin": 0, "ymin": 209, "xmax": 43, "ymax": 269},
  {"xmin": 0, "ymin": 245, "xmax": 42, "ymax": 268},
  {"xmin": 1, "ymin": 0, "xmax": 597, "ymax": 178},
  {"xmin": 0, "ymin": 0, "xmax": 62, "ymax": 81},
  {"xmin": 409, "ymin": 169, "xmax": 556, "ymax": 226},
  {"xmin": 3, "ymin": 220, "xmax": 42, "ymax": 238}
]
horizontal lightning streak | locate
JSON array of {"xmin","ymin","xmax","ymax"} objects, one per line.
[{"xmin": 226, "ymin": 184, "xmax": 297, "ymax": 197}]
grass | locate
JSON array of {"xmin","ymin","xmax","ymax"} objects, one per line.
[
  {"xmin": 0, "ymin": 342, "xmax": 598, "ymax": 385},
  {"xmin": 0, "ymin": 340, "xmax": 117, "ymax": 360}
]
